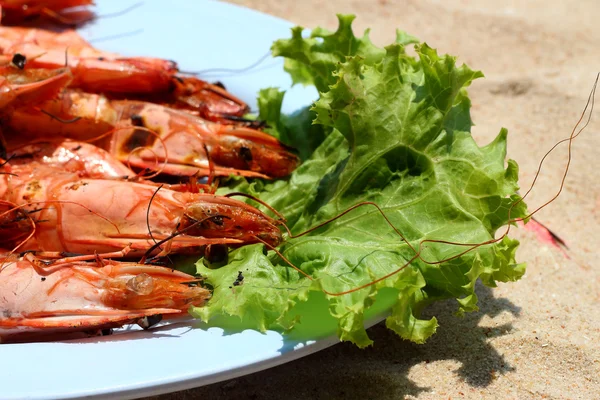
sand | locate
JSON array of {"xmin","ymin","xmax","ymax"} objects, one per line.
[{"xmin": 151, "ymin": 1, "xmax": 600, "ymax": 399}]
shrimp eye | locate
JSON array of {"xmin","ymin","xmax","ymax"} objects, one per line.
[
  {"xmin": 130, "ymin": 114, "xmax": 144, "ymax": 127},
  {"xmin": 12, "ymin": 53, "xmax": 26, "ymax": 70},
  {"xmin": 239, "ymin": 146, "xmax": 253, "ymax": 162},
  {"xmin": 210, "ymin": 215, "xmax": 224, "ymax": 226}
]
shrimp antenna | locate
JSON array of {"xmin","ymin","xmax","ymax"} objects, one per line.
[
  {"xmin": 88, "ymin": 29, "xmax": 145, "ymax": 44},
  {"xmin": 0, "ymin": 200, "xmax": 121, "ymax": 235},
  {"xmin": 408, "ymin": 71, "xmax": 598, "ymax": 265},
  {"xmin": 39, "ymin": 7, "xmax": 88, "ymax": 26},
  {"xmin": 253, "ymin": 235, "xmax": 313, "ymax": 281},
  {"xmin": 255, "ymin": 234, "xmax": 423, "ymax": 297},
  {"xmin": 0, "ymin": 200, "xmax": 119, "ymax": 274},
  {"xmin": 202, "ymin": 144, "xmax": 216, "ymax": 190},
  {"xmin": 224, "ymin": 192, "xmax": 287, "ymax": 223},
  {"xmin": 255, "ymin": 74, "xmax": 598, "ymax": 296},
  {"xmin": 96, "ymin": 2, "xmax": 144, "ymax": 20},
  {"xmin": 291, "ymin": 201, "xmax": 415, "ymax": 252},
  {"xmin": 414, "ymin": 67, "xmax": 594, "ymax": 267},
  {"xmin": 39, "ymin": 3, "xmax": 143, "ymax": 28},
  {"xmin": 183, "ymin": 51, "xmax": 272, "ymax": 78},
  {"xmin": 145, "ymin": 184, "xmax": 175, "ymax": 266},
  {"xmin": 139, "ymin": 214, "xmax": 232, "ymax": 264},
  {"xmin": 146, "ymin": 184, "xmax": 163, "ymax": 247},
  {"xmin": 38, "ymin": 108, "xmax": 81, "ymax": 124},
  {"xmin": 20, "ymin": 247, "xmax": 132, "ymax": 276},
  {"xmin": 82, "ymin": 124, "xmax": 170, "ymax": 179},
  {"xmin": 510, "ymin": 72, "xmax": 598, "ymax": 222},
  {"xmin": 0, "ymin": 154, "xmax": 17, "ymax": 167}
]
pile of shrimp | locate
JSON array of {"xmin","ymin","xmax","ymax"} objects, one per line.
[
  {"xmin": 0, "ymin": 1, "xmax": 300, "ymax": 343},
  {"xmin": 0, "ymin": 2, "xmax": 587, "ymax": 344}
]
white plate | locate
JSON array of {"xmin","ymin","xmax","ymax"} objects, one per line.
[{"xmin": 0, "ymin": 1, "xmax": 392, "ymax": 399}]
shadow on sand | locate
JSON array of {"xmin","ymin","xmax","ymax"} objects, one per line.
[{"xmin": 148, "ymin": 282, "xmax": 520, "ymax": 400}]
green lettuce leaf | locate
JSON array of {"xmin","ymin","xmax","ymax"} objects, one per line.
[
  {"xmin": 257, "ymin": 88, "xmax": 325, "ymax": 160},
  {"xmin": 191, "ymin": 15, "xmax": 527, "ymax": 347},
  {"xmin": 272, "ymin": 14, "xmax": 419, "ymax": 93}
]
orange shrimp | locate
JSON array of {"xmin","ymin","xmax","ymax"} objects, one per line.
[
  {"xmin": 0, "ymin": 160, "xmax": 283, "ymax": 257},
  {"xmin": 0, "ymin": 257, "xmax": 209, "ymax": 343},
  {"xmin": 6, "ymin": 139, "xmax": 218, "ymax": 196},
  {"xmin": 128, "ymin": 76, "xmax": 255, "ymax": 125},
  {"xmin": 0, "ymin": 0, "xmax": 94, "ymax": 26},
  {"xmin": 2, "ymin": 90, "xmax": 299, "ymax": 179},
  {"xmin": 0, "ymin": 26, "xmax": 250, "ymax": 122}
]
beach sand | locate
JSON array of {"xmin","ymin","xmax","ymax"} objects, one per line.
[{"xmin": 152, "ymin": 1, "xmax": 600, "ymax": 398}]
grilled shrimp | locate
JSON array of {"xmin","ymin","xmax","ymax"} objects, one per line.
[
  {"xmin": 0, "ymin": 161, "xmax": 283, "ymax": 256},
  {"xmin": 0, "ymin": 26, "xmax": 250, "ymax": 122},
  {"xmin": 0, "ymin": 257, "xmax": 209, "ymax": 343},
  {"xmin": 3, "ymin": 90, "xmax": 299, "ymax": 179},
  {"xmin": 7, "ymin": 140, "xmax": 217, "ymax": 196}
]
